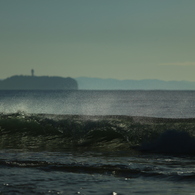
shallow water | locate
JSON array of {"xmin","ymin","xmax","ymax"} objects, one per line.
[{"xmin": 0, "ymin": 150, "xmax": 195, "ymax": 194}]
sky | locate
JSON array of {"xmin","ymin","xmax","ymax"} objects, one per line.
[{"xmin": 1, "ymin": 0, "xmax": 195, "ymax": 81}]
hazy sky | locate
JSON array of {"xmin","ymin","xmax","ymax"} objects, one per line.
[{"xmin": 1, "ymin": 0, "xmax": 195, "ymax": 81}]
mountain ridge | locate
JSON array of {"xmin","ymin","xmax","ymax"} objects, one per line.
[{"xmin": 75, "ymin": 77, "xmax": 195, "ymax": 90}]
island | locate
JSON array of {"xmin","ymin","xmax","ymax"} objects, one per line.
[{"xmin": 0, "ymin": 75, "xmax": 78, "ymax": 90}]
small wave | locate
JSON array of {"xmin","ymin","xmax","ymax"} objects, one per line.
[
  {"xmin": 1, "ymin": 159, "xmax": 195, "ymax": 182},
  {"xmin": 0, "ymin": 112, "xmax": 195, "ymax": 154}
]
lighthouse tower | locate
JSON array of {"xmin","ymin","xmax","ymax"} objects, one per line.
[{"xmin": 31, "ymin": 69, "xmax": 34, "ymax": 76}]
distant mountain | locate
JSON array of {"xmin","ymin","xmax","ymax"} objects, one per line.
[
  {"xmin": 75, "ymin": 77, "xmax": 195, "ymax": 90},
  {"xmin": 0, "ymin": 75, "xmax": 78, "ymax": 90}
]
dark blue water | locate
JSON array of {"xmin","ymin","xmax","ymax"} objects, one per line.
[{"xmin": 0, "ymin": 90, "xmax": 195, "ymax": 194}]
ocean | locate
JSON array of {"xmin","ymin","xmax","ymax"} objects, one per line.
[{"xmin": 0, "ymin": 90, "xmax": 195, "ymax": 194}]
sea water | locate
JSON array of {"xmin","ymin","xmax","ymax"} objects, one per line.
[
  {"xmin": 1, "ymin": 90, "xmax": 195, "ymax": 118},
  {"xmin": 0, "ymin": 90, "xmax": 195, "ymax": 194}
]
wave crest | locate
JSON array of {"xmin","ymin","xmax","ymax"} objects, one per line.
[{"xmin": 0, "ymin": 112, "xmax": 195, "ymax": 154}]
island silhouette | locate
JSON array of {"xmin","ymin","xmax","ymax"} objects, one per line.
[
  {"xmin": 0, "ymin": 74, "xmax": 78, "ymax": 90},
  {"xmin": 1, "ymin": 72, "xmax": 195, "ymax": 90}
]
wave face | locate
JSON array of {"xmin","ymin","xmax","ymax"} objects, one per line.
[{"xmin": 1, "ymin": 112, "xmax": 195, "ymax": 155}]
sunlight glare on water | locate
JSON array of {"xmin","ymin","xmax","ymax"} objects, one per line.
[{"xmin": 0, "ymin": 90, "xmax": 195, "ymax": 117}]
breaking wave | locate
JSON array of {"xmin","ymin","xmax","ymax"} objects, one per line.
[{"xmin": 0, "ymin": 112, "xmax": 195, "ymax": 155}]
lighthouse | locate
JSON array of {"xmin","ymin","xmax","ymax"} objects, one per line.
[{"xmin": 31, "ymin": 69, "xmax": 34, "ymax": 76}]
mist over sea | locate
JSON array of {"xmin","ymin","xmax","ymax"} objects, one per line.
[{"xmin": 0, "ymin": 90, "xmax": 195, "ymax": 194}]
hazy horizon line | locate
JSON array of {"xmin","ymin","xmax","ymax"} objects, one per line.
[{"xmin": 1, "ymin": 75, "xmax": 195, "ymax": 83}]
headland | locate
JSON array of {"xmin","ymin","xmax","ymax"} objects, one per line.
[{"xmin": 0, "ymin": 75, "xmax": 78, "ymax": 90}]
